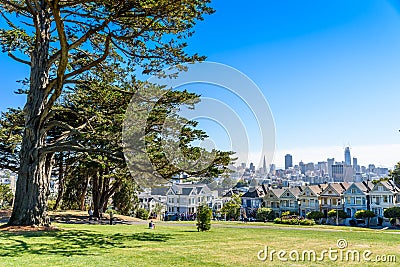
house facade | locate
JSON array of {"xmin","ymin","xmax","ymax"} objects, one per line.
[
  {"xmin": 241, "ymin": 185, "xmax": 267, "ymax": 218},
  {"xmin": 297, "ymin": 185, "xmax": 323, "ymax": 217},
  {"xmin": 166, "ymin": 184, "xmax": 214, "ymax": 216},
  {"xmin": 369, "ymin": 181, "xmax": 398, "ymax": 217},
  {"xmin": 319, "ymin": 182, "xmax": 350, "ymax": 217},
  {"xmin": 342, "ymin": 182, "xmax": 370, "ymax": 218}
]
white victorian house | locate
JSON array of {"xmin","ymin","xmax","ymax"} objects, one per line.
[{"xmin": 166, "ymin": 184, "xmax": 214, "ymax": 215}]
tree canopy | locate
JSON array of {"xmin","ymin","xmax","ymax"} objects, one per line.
[{"xmin": 0, "ymin": 0, "xmax": 216, "ymax": 226}]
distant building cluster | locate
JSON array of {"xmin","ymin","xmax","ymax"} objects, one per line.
[
  {"xmin": 232, "ymin": 147, "xmax": 390, "ymax": 189},
  {"xmin": 0, "ymin": 169, "xmax": 17, "ymax": 193}
]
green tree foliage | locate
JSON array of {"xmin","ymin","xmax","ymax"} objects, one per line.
[
  {"xmin": 220, "ymin": 194, "xmax": 241, "ymax": 220},
  {"xmin": 0, "ymin": 0, "xmax": 214, "ymax": 226},
  {"xmin": 281, "ymin": 211, "xmax": 296, "ymax": 217},
  {"xmin": 0, "ymin": 184, "xmax": 13, "ymax": 208},
  {"xmin": 221, "ymin": 177, "xmax": 237, "ymax": 189},
  {"xmin": 327, "ymin": 209, "xmax": 347, "ymax": 219},
  {"xmin": 196, "ymin": 203, "xmax": 212, "ymax": 231},
  {"xmin": 136, "ymin": 208, "xmax": 149, "ymax": 220},
  {"xmin": 113, "ymin": 179, "xmax": 138, "ymax": 216},
  {"xmin": 256, "ymin": 207, "xmax": 275, "ymax": 222},
  {"xmin": 306, "ymin": 211, "xmax": 324, "ymax": 222},
  {"xmin": 389, "ymin": 162, "xmax": 400, "ymax": 187},
  {"xmin": 384, "ymin": 206, "xmax": 400, "ymax": 219},
  {"xmin": 354, "ymin": 210, "xmax": 375, "ymax": 227},
  {"xmin": 0, "ymin": 108, "xmax": 23, "ymax": 172}
]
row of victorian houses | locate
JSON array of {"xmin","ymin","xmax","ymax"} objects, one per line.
[
  {"xmin": 242, "ymin": 180, "xmax": 400, "ymax": 221},
  {"xmin": 138, "ymin": 180, "xmax": 400, "ymax": 222}
]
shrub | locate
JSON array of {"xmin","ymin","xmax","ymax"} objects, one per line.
[
  {"xmin": 256, "ymin": 207, "xmax": 275, "ymax": 222},
  {"xmin": 281, "ymin": 211, "xmax": 296, "ymax": 217},
  {"xmin": 196, "ymin": 203, "xmax": 212, "ymax": 231},
  {"xmin": 273, "ymin": 217, "xmax": 315, "ymax": 226},
  {"xmin": 384, "ymin": 207, "xmax": 400, "ymax": 219},
  {"xmin": 327, "ymin": 209, "xmax": 347, "ymax": 219},
  {"xmin": 136, "ymin": 208, "xmax": 149, "ymax": 220},
  {"xmin": 306, "ymin": 211, "xmax": 324, "ymax": 222}
]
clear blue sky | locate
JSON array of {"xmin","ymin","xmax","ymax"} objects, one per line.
[
  {"xmin": 183, "ymin": 0, "xmax": 400, "ymax": 168},
  {"xmin": 1, "ymin": 0, "xmax": 400, "ymax": 168}
]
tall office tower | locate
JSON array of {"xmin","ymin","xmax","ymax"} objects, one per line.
[
  {"xmin": 317, "ymin": 162, "xmax": 328, "ymax": 175},
  {"xmin": 269, "ymin": 164, "xmax": 276, "ymax": 175},
  {"xmin": 263, "ymin": 156, "xmax": 267, "ymax": 174},
  {"xmin": 344, "ymin": 147, "xmax": 351, "ymax": 166},
  {"xmin": 299, "ymin": 161, "xmax": 306, "ymax": 174},
  {"xmin": 352, "ymin": 157, "xmax": 359, "ymax": 172},
  {"xmin": 327, "ymin": 158, "xmax": 334, "ymax": 178},
  {"xmin": 285, "ymin": 154, "xmax": 293, "ymax": 170},
  {"xmin": 368, "ymin": 164, "xmax": 375, "ymax": 173},
  {"xmin": 249, "ymin": 162, "xmax": 255, "ymax": 172}
]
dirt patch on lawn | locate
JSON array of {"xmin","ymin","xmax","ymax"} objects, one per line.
[{"xmin": 0, "ymin": 224, "xmax": 59, "ymax": 233}]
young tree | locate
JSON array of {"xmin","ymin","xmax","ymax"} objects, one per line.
[
  {"xmin": 327, "ymin": 209, "xmax": 347, "ymax": 219},
  {"xmin": 256, "ymin": 207, "xmax": 275, "ymax": 222},
  {"xmin": 306, "ymin": 211, "xmax": 324, "ymax": 223},
  {"xmin": 220, "ymin": 194, "xmax": 241, "ymax": 220},
  {"xmin": 389, "ymin": 162, "xmax": 400, "ymax": 188},
  {"xmin": 0, "ymin": 0, "xmax": 214, "ymax": 226},
  {"xmin": 384, "ymin": 207, "xmax": 400, "ymax": 221},
  {"xmin": 196, "ymin": 203, "xmax": 212, "ymax": 231},
  {"xmin": 354, "ymin": 210, "xmax": 375, "ymax": 227}
]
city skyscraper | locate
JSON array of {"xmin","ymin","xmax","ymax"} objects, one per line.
[
  {"xmin": 344, "ymin": 147, "xmax": 351, "ymax": 166},
  {"xmin": 263, "ymin": 155, "xmax": 267, "ymax": 174},
  {"xmin": 285, "ymin": 154, "xmax": 293, "ymax": 170},
  {"xmin": 327, "ymin": 158, "xmax": 335, "ymax": 180},
  {"xmin": 249, "ymin": 162, "xmax": 255, "ymax": 172},
  {"xmin": 353, "ymin": 157, "xmax": 359, "ymax": 172}
]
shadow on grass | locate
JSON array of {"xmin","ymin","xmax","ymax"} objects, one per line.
[{"xmin": 0, "ymin": 230, "xmax": 173, "ymax": 257}]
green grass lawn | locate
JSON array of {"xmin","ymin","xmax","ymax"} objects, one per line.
[{"xmin": 1, "ymin": 222, "xmax": 399, "ymax": 267}]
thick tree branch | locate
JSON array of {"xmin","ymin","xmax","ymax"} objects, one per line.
[{"xmin": 7, "ymin": 52, "xmax": 30, "ymax": 65}]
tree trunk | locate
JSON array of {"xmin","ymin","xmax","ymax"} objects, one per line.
[
  {"xmin": 53, "ymin": 154, "xmax": 65, "ymax": 210},
  {"xmin": 8, "ymin": 5, "xmax": 52, "ymax": 226},
  {"xmin": 79, "ymin": 175, "xmax": 89, "ymax": 211},
  {"xmin": 92, "ymin": 171, "xmax": 101, "ymax": 218}
]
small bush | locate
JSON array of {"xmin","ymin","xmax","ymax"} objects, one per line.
[
  {"xmin": 196, "ymin": 204, "xmax": 212, "ymax": 231},
  {"xmin": 136, "ymin": 208, "xmax": 149, "ymax": 220},
  {"xmin": 256, "ymin": 207, "xmax": 275, "ymax": 222},
  {"xmin": 306, "ymin": 211, "xmax": 324, "ymax": 222},
  {"xmin": 274, "ymin": 217, "xmax": 315, "ymax": 226}
]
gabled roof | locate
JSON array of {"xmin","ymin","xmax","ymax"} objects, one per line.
[
  {"xmin": 182, "ymin": 188, "xmax": 193, "ymax": 195},
  {"xmin": 371, "ymin": 180, "xmax": 399, "ymax": 193},
  {"xmin": 300, "ymin": 185, "xmax": 320, "ymax": 197},
  {"xmin": 242, "ymin": 186, "xmax": 265, "ymax": 198},
  {"xmin": 151, "ymin": 187, "xmax": 169, "ymax": 196},
  {"xmin": 328, "ymin": 182, "xmax": 351, "ymax": 195},
  {"xmin": 308, "ymin": 184, "xmax": 327, "ymax": 195},
  {"xmin": 279, "ymin": 188, "xmax": 298, "ymax": 199},
  {"xmin": 288, "ymin": 187, "xmax": 301, "ymax": 197},
  {"xmin": 267, "ymin": 188, "xmax": 285, "ymax": 198},
  {"xmin": 320, "ymin": 183, "xmax": 341, "ymax": 196},
  {"xmin": 350, "ymin": 181, "xmax": 373, "ymax": 194},
  {"xmin": 168, "ymin": 183, "xmax": 211, "ymax": 196}
]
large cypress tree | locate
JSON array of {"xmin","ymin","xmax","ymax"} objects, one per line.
[{"xmin": 0, "ymin": 0, "xmax": 213, "ymax": 226}]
